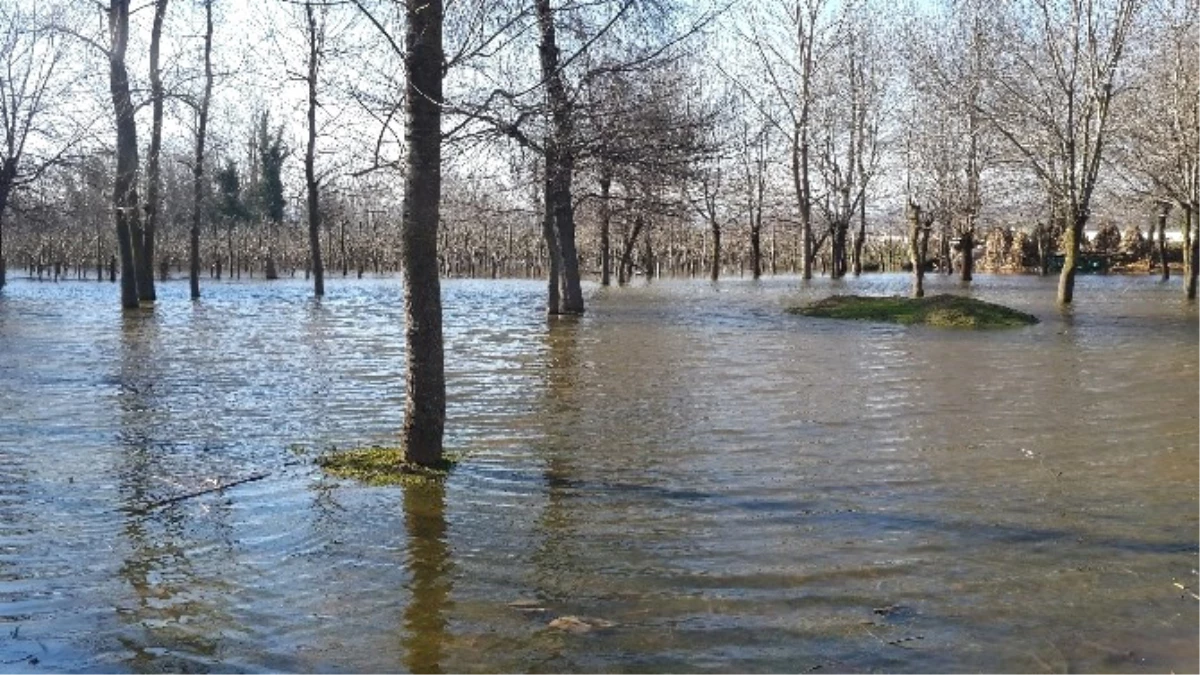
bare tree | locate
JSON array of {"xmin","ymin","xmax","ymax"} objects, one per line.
[
  {"xmin": 1113, "ymin": 0, "xmax": 1198, "ymax": 297},
  {"xmin": 304, "ymin": 0, "xmax": 326, "ymax": 297},
  {"xmin": 902, "ymin": 0, "xmax": 995, "ymax": 282},
  {"xmin": 0, "ymin": 3, "xmax": 88, "ymax": 291},
  {"xmin": 189, "ymin": 0, "xmax": 213, "ymax": 300},
  {"xmin": 980, "ymin": 0, "xmax": 1139, "ymax": 303},
  {"xmin": 737, "ymin": 0, "xmax": 828, "ymax": 281},
  {"xmin": 739, "ymin": 119, "xmax": 770, "ymax": 279}
]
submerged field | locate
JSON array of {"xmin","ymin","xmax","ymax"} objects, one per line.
[{"xmin": 0, "ymin": 272, "xmax": 1196, "ymax": 672}]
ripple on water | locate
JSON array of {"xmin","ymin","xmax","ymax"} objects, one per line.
[{"xmin": 0, "ymin": 274, "xmax": 1195, "ymax": 672}]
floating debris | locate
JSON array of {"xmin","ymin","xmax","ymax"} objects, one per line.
[
  {"xmin": 507, "ymin": 599, "xmax": 547, "ymax": 613},
  {"xmin": 547, "ymin": 615, "xmax": 616, "ymax": 634}
]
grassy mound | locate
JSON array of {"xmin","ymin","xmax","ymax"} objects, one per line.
[
  {"xmin": 316, "ymin": 446, "xmax": 457, "ymax": 486},
  {"xmin": 788, "ymin": 293, "xmax": 1038, "ymax": 328}
]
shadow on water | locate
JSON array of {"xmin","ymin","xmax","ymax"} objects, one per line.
[{"xmin": 401, "ymin": 479, "xmax": 453, "ymax": 674}]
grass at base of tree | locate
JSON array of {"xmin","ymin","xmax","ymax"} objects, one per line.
[
  {"xmin": 788, "ymin": 294, "xmax": 1039, "ymax": 328},
  {"xmin": 316, "ymin": 446, "xmax": 458, "ymax": 486}
]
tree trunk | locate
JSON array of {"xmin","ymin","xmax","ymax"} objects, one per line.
[
  {"xmin": 1185, "ymin": 206, "xmax": 1197, "ymax": 300},
  {"xmin": 0, "ymin": 176, "xmax": 10, "ymax": 291},
  {"xmin": 749, "ymin": 220, "xmax": 761, "ymax": 280},
  {"xmin": 190, "ymin": 0, "xmax": 212, "ymax": 300},
  {"xmin": 140, "ymin": 0, "xmax": 168, "ymax": 303},
  {"xmin": 959, "ymin": 229, "xmax": 974, "ymax": 282},
  {"xmin": 1057, "ymin": 213, "xmax": 1086, "ymax": 304},
  {"xmin": 305, "ymin": 0, "xmax": 325, "ymax": 297},
  {"xmin": 710, "ymin": 219, "xmax": 721, "ymax": 282},
  {"xmin": 108, "ymin": 0, "xmax": 141, "ymax": 309},
  {"xmin": 792, "ymin": 132, "xmax": 813, "ymax": 281},
  {"xmin": 599, "ymin": 171, "xmax": 611, "ymax": 286},
  {"xmin": 907, "ymin": 201, "xmax": 927, "ymax": 298},
  {"xmin": 1157, "ymin": 206, "xmax": 1169, "ymax": 281},
  {"xmin": 852, "ymin": 197, "xmax": 867, "ymax": 276},
  {"xmin": 537, "ymin": 0, "xmax": 583, "ymax": 315},
  {"xmin": 619, "ymin": 215, "xmax": 644, "ymax": 285},
  {"xmin": 399, "ymin": 0, "xmax": 445, "ymax": 467},
  {"xmin": 541, "ymin": 170, "xmax": 562, "ymax": 313},
  {"xmin": 831, "ymin": 223, "xmax": 849, "ymax": 279}
]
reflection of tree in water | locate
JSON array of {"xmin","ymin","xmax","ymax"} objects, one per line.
[
  {"xmin": 401, "ymin": 479, "xmax": 453, "ymax": 674},
  {"xmin": 530, "ymin": 318, "xmax": 583, "ymax": 605},
  {"xmin": 115, "ymin": 311, "xmax": 236, "ymax": 670}
]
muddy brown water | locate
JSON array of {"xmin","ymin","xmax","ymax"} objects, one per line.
[{"xmin": 0, "ymin": 273, "xmax": 1196, "ymax": 673}]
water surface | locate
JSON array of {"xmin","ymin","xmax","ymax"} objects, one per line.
[{"xmin": 0, "ymin": 273, "xmax": 1196, "ymax": 672}]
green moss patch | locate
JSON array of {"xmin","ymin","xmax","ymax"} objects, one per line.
[
  {"xmin": 788, "ymin": 294, "xmax": 1038, "ymax": 328},
  {"xmin": 316, "ymin": 446, "xmax": 457, "ymax": 486}
]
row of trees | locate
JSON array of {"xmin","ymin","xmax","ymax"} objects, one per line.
[{"xmin": 3, "ymin": 0, "xmax": 1196, "ymax": 303}]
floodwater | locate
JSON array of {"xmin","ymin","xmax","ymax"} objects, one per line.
[{"xmin": 0, "ymin": 272, "xmax": 1196, "ymax": 673}]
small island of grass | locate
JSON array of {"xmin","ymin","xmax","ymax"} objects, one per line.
[
  {"xmin": 317, "ymin": 446, "xmax": 457, "ymax": 486},
  {"xmin": 788, "ymin": 293, "xmax": 1039, "ymax": 328}
]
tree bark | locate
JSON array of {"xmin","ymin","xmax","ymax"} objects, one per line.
[
  {"xmin": 108, "ymin": 0, "xmax": 141, "ymax": 309},
  {"xmin": 305, "ymin": 0, "xmax": 325, "ymax": 297},
  {"xmin": 400, "ymin": 0, "xmax": 445, "ymax": 467},
  {"xmin": 190, "ymin": 0, "xmax": 212, "ymax": 300}
]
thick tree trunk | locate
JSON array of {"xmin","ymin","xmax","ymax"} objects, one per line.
[
  {"xmin": 190, "ymin": 0, "xmax": 212, "ymax": 300},
  {"xmin": 959, "ymin": 229, "xmax": 974, "ymax": 282},
  {"xmin": 305, "ymin": 0, "xmax": 324, "ymax": 297},
  {"xmin": 108, "ymin": 0, "xmax": 141, "ymax": 309},
  {"xmin": 400, "ymin": 0, "xmax": 445, "ymax": 467},
  {"xmin": 537, "ymin": 0, "xmax": 583, "ymax": 315}
]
